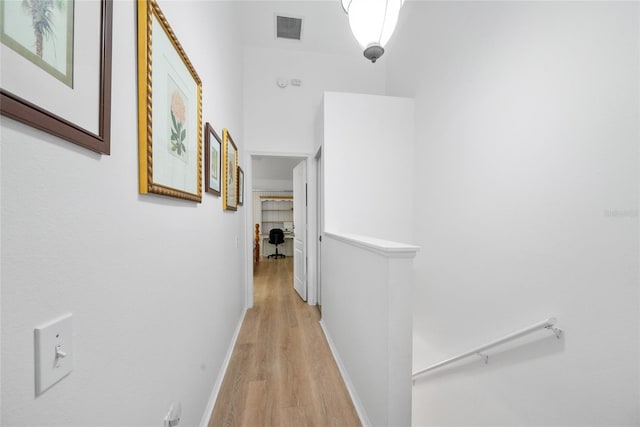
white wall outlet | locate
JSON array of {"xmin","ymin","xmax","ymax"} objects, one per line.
[
  {"xmin": 34, "ymin": 313, "xmax": 73, "ymax": 395},
  {"xmin": 164, "ymin": 401, "xmax": 182, "ymax": 427}
]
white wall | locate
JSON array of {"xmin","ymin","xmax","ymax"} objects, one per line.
[
  {"xmin": 386, "ymin": 2, "xmax": 639, "ymax": 425},
  {"xmin": 0, "ymin": 1, "xmax": 245, "ymax": 426},
  {"xmin": 319, "ymin": 91, "xmax": 417, "ymax": 425},
  {"xmin": 251, "ymin": 157, "xmax": 302, "ymax": 191},
  {"xmin": 323, "ymin": 92, "xmax": 414, "ymax": 243},
  {"xmin": 243, "ymin": 47, "xmax": 386, "ymax": 155},
  {"xmin": 321, "ymin": 233, "xmax": 417, "ymax": 427},
  {"xmin": 252, "ymin": 178, "xmax": 292, "ymax": 191},
  {"xmin": 242, "ymin": 44, "xmax": 388, "ymax": 309}
]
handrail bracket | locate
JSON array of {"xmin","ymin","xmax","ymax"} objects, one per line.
[
  {"xmin": 546, "ymin": 324, "xmax": 563, "ymax": 339},
  {"xmin": 475, "ymin": 352, "xmax": 489, "ymax": 365}
]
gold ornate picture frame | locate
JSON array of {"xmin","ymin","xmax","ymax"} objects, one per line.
[
  {"xmin": 222, "ymin": 128, "xmax": 238, "ymax": 211},
  {"xmin": 137, "ymin": 0, "xmax": 202, "ymax": 202}
]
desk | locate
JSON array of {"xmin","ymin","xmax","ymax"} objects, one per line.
[{"xmin": 261, "ymin": 233, "xmax": 294, "ymax": 257}]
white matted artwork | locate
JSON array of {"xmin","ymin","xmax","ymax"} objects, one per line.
[
  {"xmin": 0, "ymin": 0, "xmax": 111, "ymax": 154},
  {"xmin": 1, "ymin": 0, "xmax": 74, "ymax": 86},
  {"xmin": 204, "ymin": 122, "xmax": 222, "ymax": 196},
  {"xmin": 137, "ymin": 0, "xmax": 202, "ymax": 202}
]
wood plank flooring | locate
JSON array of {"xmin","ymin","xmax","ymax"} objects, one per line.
[{"xmin": 208, "ymin": 257, "xmax": 361, "ymax": 427}]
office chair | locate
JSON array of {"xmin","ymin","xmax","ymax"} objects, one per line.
[{"xmin": 268, "ymin": 228, "xmax": 286, "ymax": 259}]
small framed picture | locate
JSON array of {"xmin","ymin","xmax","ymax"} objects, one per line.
[
  {"xmin": 222, "ymin": 128, "xmax": 238, "ymax": 211},
  {"xmin": 238, "ymin": 167, "xmax": 244, "ymax": 206},
  {"xmin": 204, "ymin": 122, "xmax": 221, "ymax": 196}
]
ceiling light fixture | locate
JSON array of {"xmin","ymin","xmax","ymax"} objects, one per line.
[{"xmin": 341, "ymin": 0, "xmax": 405, "ymax": 63}]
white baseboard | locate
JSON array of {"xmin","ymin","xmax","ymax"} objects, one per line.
[
  {"xmin": 318, "ymin": 319, "xmax": 371, "ymax": 427},
  {"xmin": 199, "ymin": 308, "xmax": 247, "ymax": 427}
]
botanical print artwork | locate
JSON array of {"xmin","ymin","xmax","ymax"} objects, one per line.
[
  {"xmin": 226, "ymin": 153, "xmax": 235, "ymax": 208},
  {"xmin": 205, "ymin": 123, "xmax": 221, "ymax": 195},
  {"xmin": 221, "ymin": 129, "xmax": 237, "ymax": 210},
  {"xmin": 0, "ymin": 0, "xmax": 74, "ymax": 86},
  {"xmin": 228, "ymin": 158, "xmax": 235, "ymax": 197},
  {"xmin": 137, "ymin": 0, "xmax": 202, "ymax": 202},
  {"xmin": 168, "ymin": 77, "xmax": 188, "ymax": 163},
  {"xmin": 238, "ymin": 168, "xmax": 244, "ymax": 205},
  {"xmin": 210, "ymin": 146, "xmax": 218, "ymax": 180}
]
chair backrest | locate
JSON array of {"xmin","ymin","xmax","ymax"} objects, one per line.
[{"xmin": 269, "ymin": 228, "xmax": 285, "ymax": 244}]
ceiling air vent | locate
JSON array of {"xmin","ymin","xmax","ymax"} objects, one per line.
[{"xmin": 276, "ymin": 15, "xmax": 303, "ymax": 41}]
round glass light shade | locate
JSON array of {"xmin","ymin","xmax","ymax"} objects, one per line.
[
  {"xmin": 344, "ymin": 0, "xmax": 404, "ymax": 49},
  {"xmin": 343, "ymin": 0, "xmax": 404, "ymax": 15}
]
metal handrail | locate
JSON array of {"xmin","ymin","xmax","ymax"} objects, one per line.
[{"xmin": 412, "ymin": 317, "xmax": 562, "ymax": 382}]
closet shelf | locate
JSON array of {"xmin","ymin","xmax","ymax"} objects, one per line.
[{"xmin": 260, "ymin": 197, "xmax": 293, "ymax": 236}]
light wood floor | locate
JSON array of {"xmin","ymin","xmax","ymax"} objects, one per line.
[{"xmin": 208, "ymin": 257, "xmax": 361, "ymax": 427}]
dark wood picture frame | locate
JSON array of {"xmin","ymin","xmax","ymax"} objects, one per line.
[
  {"xmin": 0, "ymin": 0, "xmax": 113, "ymax": 154},
  {"xmin": 238, "ymin": 166, "xmax": 244, "ymax": 206},
  {"xmin": 204, "ymin": 122, "xmax": 222, "ymax": 196}
]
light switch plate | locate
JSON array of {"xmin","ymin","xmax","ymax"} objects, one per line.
[{"xmin": 35, "ymin": 313, "xmax": 73, "ymax": 395}]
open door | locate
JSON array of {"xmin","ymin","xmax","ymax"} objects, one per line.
[{"xmin": 293, "ymin": 160, "xmax": 307, "ymax": 301}]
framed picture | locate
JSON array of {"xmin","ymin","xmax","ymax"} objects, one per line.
[
  {"xmin": 204, "ymin": 122, "xmax": 222, "ymax": 196},
  {"xmin": 238, "ymin": 167, "xmax": 244, "ymax": 206},
  {"xmin": 0, "ymin": 0, "xmax": 112, "ymax": 154},
  {"xmin": 222, "ymin": 128, "xmax": 238, "ymax": 211},
  {"xmin": 137, "ymin": 0, "xmax": 202, "ymax": 202}
]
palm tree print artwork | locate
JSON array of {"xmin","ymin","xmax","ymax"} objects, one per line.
[
  {"xmin": 0, "ymin": 0, "xmax": 74, "ymax": 86},
  {"xmin": 168, "ymin": 78, "xmax": 188, "ymax": 162},
  {"xmin": 23, "ymin": 0, "xmax": 64, "ymax": 58}
]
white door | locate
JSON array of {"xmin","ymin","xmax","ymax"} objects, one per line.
[{"xmin": 293, "ymin": 160, "xmax": 307, "ymax": 301}]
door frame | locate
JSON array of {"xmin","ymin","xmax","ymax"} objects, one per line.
[
  {"xmin": 314, "ymin": 146, "xmax": 323, "ymax": 310},
  {"xmin": 244, "ymin": 150, "xmax": 318, "ymax": 309}
]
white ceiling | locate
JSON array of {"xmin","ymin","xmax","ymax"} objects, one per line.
[
  {"xmin": 240, "ymin": 1, "xmax": 401, "ymax": 185},
  {"xmin": 240, "ymin": 1, "xmax": 357, "ymax": 186},
  {"xmin": 236, "ymin": 1, "xmax": 362, "ymax": 56}
]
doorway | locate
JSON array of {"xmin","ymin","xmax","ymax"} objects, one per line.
[{"xmin": 246, "ymin": 153, "xmax": 313, "ymax": 309}]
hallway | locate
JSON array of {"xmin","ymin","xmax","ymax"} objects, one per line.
[{"xmin": 209, "ymin": 257, "xmax": 361, "ymax": 426}]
